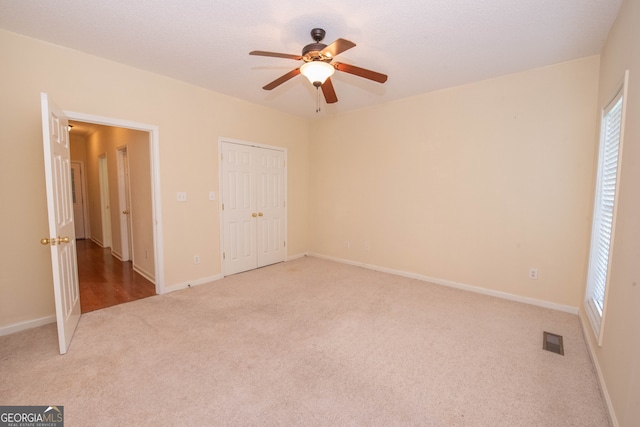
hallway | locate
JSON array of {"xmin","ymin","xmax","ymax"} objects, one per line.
[{"xmin": 77, "ymin": 240, "xmax": 156, "ymax": 313}]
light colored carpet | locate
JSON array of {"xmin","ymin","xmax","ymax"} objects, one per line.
[{"xmin": 0, "ymin": 256, "xmax": 610, "ymax": 426}]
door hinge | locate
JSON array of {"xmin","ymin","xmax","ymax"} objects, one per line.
[
  {"xmin": 223, "ymin": 252, "xmax": 226, "ymax": 260},
  {"xmin": 222, "ymin": 203, "xmax": 224, "ymax": 211},
  {"xmin": 284, "ymin": 241, "xmax": 286, "ymax": 247}
]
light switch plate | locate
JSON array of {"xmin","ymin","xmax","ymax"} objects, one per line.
[{"xmin": 209, "ymin": 191, "xmax": 216, "ymax": 201}]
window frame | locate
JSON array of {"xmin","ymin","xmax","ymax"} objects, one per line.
[{"xmin": 585, "ymin": 71, "xmax": 629, "ymax": 345}]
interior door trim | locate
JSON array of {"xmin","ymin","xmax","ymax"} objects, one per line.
[{"xmin": 64, "ymin": 110, "xmax": 165, "ymax": 295}]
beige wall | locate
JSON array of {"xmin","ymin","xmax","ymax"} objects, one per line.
[
  {"xmin": 0, "ymin": 28, "xmax": 310, "ymax": 327},
  {"xmin": 70, "ymin": 134, "xmax": 90, "ymax": 240},
  {"xmin": 580, "ymin": 0, "xmax": 640, "ymax": 425},
  {"xmin": 310, "ymin": 56, "xmax": 600, "ymax": 309},
  {"xmin": 81, "ymin": 125, "xmax": 155, "ymax": 279},
  {"xmin": 70, "ymin": 133, "xmax": 88, "ymax": 164},
  {"xmin": 127, "ymin": 129, "xmax": 155, "ymax": 279}
]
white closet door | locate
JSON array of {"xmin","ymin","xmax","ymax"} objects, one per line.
[
  {"xmin": 256, "ymin": 148, "xmax": 285, "ymax": 268},
  {"xmin": 221, "ymin": 142, "xmax": 286, "ymax": 276},
  {"xmin": 221, "ymin": 143, "xmax": 257, "ymax": 276}
]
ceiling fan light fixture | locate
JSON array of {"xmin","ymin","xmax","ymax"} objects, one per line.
[{"xmin": 300, "ymin": 61, "xmax": 335, "ymax": 87}]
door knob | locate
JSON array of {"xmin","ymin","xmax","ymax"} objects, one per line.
[
  {"xmin": 41, "ymin": 237, "xmax": 69, "ymax": 246},
  {"xmin": 252, "ymin": 213, "xmax": 257, "ymax": 218},
  {"xmin": 258, "ymin": 212, "xmax": 264, "ymax": 217},
  {"xmin": 122, "ymin": 210, "xmax": 130, "ymax": 215}
]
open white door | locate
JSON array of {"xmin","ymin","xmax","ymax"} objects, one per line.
[{"xmin": 40, "ymin": 93, "xmax": 81, "ymax": 354}]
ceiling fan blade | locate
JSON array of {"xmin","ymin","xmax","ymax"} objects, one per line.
[
  {"xmin": 321, "ymin": 78, "xmax": 338, "ymax": 104},
  {"xmin": 334, "ymin": 62, "xmax": 388, "ymax": 83},
  {"xmin": 321, "ymin": 38, "xmax": 356, "ymax": 58},
  {"xmin": 250, "ymin": 51, "xmax": 303, "ymax": 60},
  {"xmin": 262, "ymin": 68, "xmax": 301, "ymax": 90}
]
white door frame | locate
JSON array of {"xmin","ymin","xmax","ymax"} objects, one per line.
[
  {"xmin": 65, "ymin": 110, "xmax": 165, "ymax": 295},
  {"xmin": 116, "ymin": 145, "xmax": 133, "ymax": 262},
  {"xmin": 218, "ymin": 137, "xmax": 288, "ymax": 276},
  {"xmin": 70, "ymin": 160, "xmax": 90, "ymax": 239},
  {"xmin": 98, "ymin": 153, "xmax": 112, "ymax": 248}
]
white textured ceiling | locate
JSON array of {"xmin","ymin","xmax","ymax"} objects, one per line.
[{"xmin": 0, "ymin": 0, "xmax": 622, "ymax": 119}]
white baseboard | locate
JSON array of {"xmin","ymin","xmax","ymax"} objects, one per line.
[
  {"xmin": 90, "ymin": 237, "xmax": 104, "ymax": 247},
  {"xmin": 286, "ymin": 252, "xmax": 308, "ymax": 261},
  {"xmin": 111, "ymin": 250, "xmax": 124, "ymax": 262},
  {"xmin": 0, "ymin": 315, "xmax": 56, "ymax": 337},
  {"xmin": 579, "ymin": 312, "xmax": 619, "ymax": 427},
  {"xmin": 133, "ymin": 264, "xmax": 156, "ymax": 284},
  {"xmin": 163, "ymin": 274, "xmax": 224, "ymax": 294},
  {"xmin": 1, "ymin": 272, "xmax": 221, "ymax": 335},
  {"xmin": 307, "ymin": 252, "xmax": 579, "ymax": 315}
]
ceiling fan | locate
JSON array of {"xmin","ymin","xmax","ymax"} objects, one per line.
[{"xmin": 250, "ymin": 28, "xmax": 388, "ymax": 111}]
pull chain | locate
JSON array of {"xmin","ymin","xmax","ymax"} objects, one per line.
[{"xmin": 316, "ymin": 87, "xmax": 321, "ymax": 113}]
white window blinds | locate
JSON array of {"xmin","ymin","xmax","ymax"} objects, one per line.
[{"xmin": 585, "ymin": 80, "xmax": 626, "ymax": 344}]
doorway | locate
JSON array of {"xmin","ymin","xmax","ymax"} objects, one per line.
[
  {"xmin": 70, "ymin": 161, "xmax": 89, "ymax": 239},
  {"xmin": 66, "ymin": 113, "xmax": 164, "ymax": 307},
  {"xmin": 41, "ymin": 94, "xmax": 165, "ymax": 353},
  {"xmin": 117, "ymin": 146, "xmax": 133, "ymax": 262},
  {"xmin": 98, "ymin": 153, "xmax": 112, "ymax": 248}
]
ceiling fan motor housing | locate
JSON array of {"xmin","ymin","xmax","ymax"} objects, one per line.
[
  {"xmin": 302, "ymin": 28, "xmax": 329, "ymax": 61},
  {"xmin": 302, "ymin": 42, "xmax": 328, "ymax": 59}
]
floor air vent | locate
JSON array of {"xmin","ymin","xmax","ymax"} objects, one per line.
[{"xmin": 543, "ymin": 331, "xmax": 564, "ymax": 355}]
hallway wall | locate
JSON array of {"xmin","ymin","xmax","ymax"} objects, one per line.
[{"xmin": 78, "ymin": 125, "xmax": 155, "ymax": 281}]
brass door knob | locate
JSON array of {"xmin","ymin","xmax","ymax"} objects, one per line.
[
  {"xmin": 41, "ymin": 237, "xmax": 66, "ymax": 246},
  {"xmin": 122, "ymin": 210, "xmax": 130, "ymax": 215},
  {"xmin": 258, "ymin": 212, "xmax": 264, "ymax": 217},
  {"xmin": 251, "ymin": 213, "xmax": 257, "ymax": 217}
]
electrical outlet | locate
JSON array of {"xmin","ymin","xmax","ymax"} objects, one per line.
[
  {"xmin": 177, "ymin": 192, "xmax": 187, "ymax": 202},
  {"xmin": 194, "ymin": 255, "xmax": 200, "ymax": 264},
  {"xmin": 344, "ymin": 240, "xmax": 350, "ymax": 249},
  {"xmin": 529, "ymin": 268, "xmax": 538, "ymax": 280}
]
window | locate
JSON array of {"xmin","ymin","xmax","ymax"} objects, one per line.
[{"xmin": 585, "ymin": 72, "xmax": 628, "ymax": 345}]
